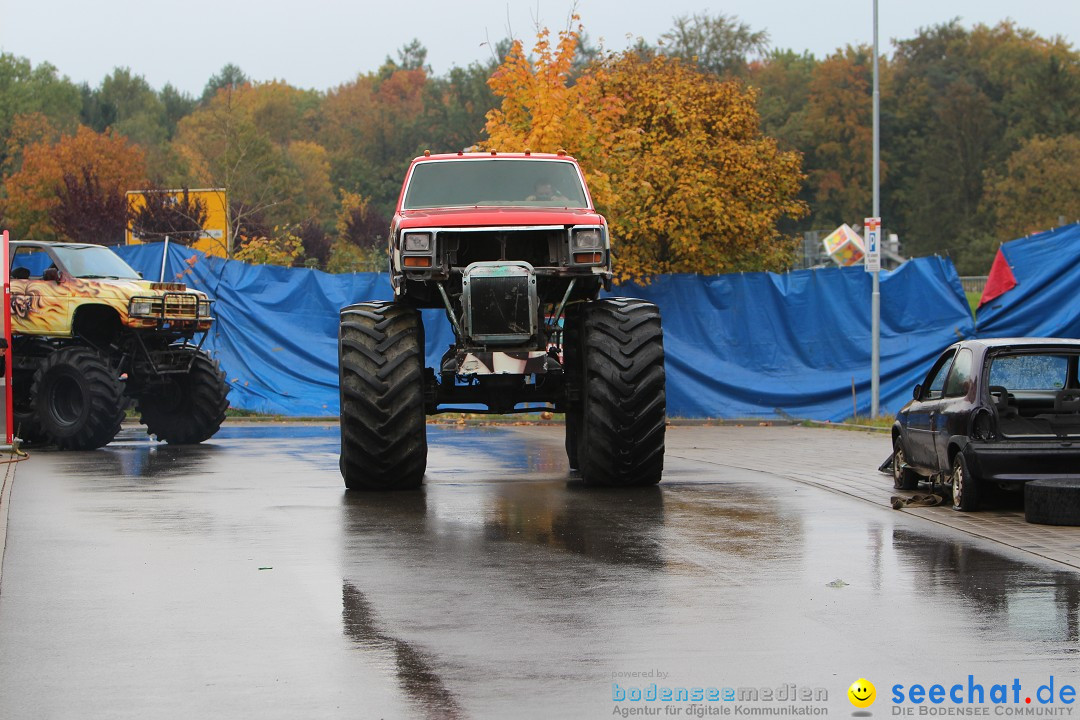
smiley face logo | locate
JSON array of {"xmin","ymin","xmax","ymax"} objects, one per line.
[{"xmin": 848, "ymin": 678, "xmax": 876, "ymax": 708}]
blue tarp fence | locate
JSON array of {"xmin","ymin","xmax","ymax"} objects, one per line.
[
  {"xmin": 976, "ymin": 223, "xmax": 1080, "ymax": 339},
  {"xmin": 114, "ymin": 243, "xmax": 974, "ymax": 421}
]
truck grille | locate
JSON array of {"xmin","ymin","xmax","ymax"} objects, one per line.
[
  {"xmin": 462, "ymin": 263, "xmax": 537, "ymax": 344},
  {"xmin": 445, "ymin": 229, "xmax": 561, "ymax": 268}
]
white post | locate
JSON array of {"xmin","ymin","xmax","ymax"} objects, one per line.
[{"xmin": 160, "ymin": 236, "xmax": 170, "ymax": 283}]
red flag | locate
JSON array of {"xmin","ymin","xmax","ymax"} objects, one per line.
[{"xmin": 979, "ymin": 248, "xmax": 1017, "ymax": 307}]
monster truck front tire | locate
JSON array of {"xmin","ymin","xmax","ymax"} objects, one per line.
[
  {"xmin": 562, "ymin": 302, "xmax": 583, "ymax": 471},
  {"xmin": 338, "ymin": 301, "xmax": 427, "ymax": 490},
  {"xmin": 579, "ymin": 298, "xmax": 666, "ymax": 486},
  {"xmin": 32, "ymin": 346, "xmax": 124, "ymax": 450},
  {"xmin": 138, "ymin": 350, "xmax": 229, "ymax": 444}
]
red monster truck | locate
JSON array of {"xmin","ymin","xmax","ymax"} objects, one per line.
[{"xmin": 338, "ymin": 152, "xmax": 665, "ymax": 489}]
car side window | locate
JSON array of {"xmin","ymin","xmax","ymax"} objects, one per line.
[
  {"xmin": 923, "ymin": 350, "xmax": 956, "ymax": 400},
  {"xmin": 944, "ymin": 348, "xmax": 973, "ymax": 397}
]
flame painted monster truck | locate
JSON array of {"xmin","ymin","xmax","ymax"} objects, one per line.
[
  {"xmin": 8, "ymin": 241, "xmax": 229, "ymax": 449},
  {"xmin": 338, "ymin": 152, "xmax": 666, "ymax": 490}
]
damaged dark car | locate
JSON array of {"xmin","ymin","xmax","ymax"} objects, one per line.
[{"xmin": 892, "ymin": 338, "xmax": 1080, "ymax": 511}]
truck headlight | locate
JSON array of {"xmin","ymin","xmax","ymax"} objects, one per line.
[
  {"xmin": 404, "ymin": 232, "xmax": 432, "ymax": 252},
  {"xmin": 130, "ymin": 299, "xmax": 154, "ymax": 316},
  {"xmin": 198, "ymin": 300, "xmax": 212, "ymax": 317},
  {"xmin": 571, "ymin": 228, "xmax": 603, "ymax": 250}
]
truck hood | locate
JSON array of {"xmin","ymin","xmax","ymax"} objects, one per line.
[{"xmin": 398, "ymin": 206, "xmax": 605, "ymax": 228}]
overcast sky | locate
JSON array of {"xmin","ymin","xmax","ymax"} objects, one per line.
[{"xmin": 1, "ymin": 1, "xmax": 1075, "ymax": 96}]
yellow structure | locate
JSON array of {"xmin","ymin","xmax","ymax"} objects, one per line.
[{"xmin": 126, "ymin": 189, "xmax": 229, "ymax": 257}]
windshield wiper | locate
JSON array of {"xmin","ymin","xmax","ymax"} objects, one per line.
[{"xmin": 77, "ymin": 274, "xmax": 124, "ymax": 279}]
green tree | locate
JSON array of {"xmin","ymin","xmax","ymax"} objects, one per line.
[
  {"xmin": 201, "ymin": 63, "xmax": 248, "ymax": 104},
  {"xmin": 984, "ymin": 134, "xmax": 1080, "ymax": 238},
  {"xmin": 0, "ymin": 53, "xmax": 82, "ymax": 169},
  {"xmin": 658, "ymin": 12, "xmax": 770, "ymax": 77}
]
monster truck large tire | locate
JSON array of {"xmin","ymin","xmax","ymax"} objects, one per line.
[
  {"xmin": 12, "ymin": 369, "xmax": 49, "ymax": 445},
  {"xmin": 339, "ymin": 301, "xmax": 427, "ymax": 491},
  {"xmin": 138, "ymin": 350, "xmax": 229, "ymax": 444},
  {"xmin": 32, "ymin": 346, "xmax": 124, "ymax": 450},
  {"xmin": 578, "ymin": 298, "xmax": 666, "ymax": 487},
  {"xmin": 562, "ymin": 303, "xmax": 583, "ymax": 471}
]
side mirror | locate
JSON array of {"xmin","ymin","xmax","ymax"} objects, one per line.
[
  {"xmin": 912, "ymin": 384, "xmax": 922, "ymax": 400},
  {"xmin": 42, "ymin": 267, "xmax": 60, "ymax": 282}
]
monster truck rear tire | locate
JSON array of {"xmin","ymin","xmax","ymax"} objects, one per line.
[
  {"xmin": 32, "ymin": 346, "xmax": 124, "ymax": 450},
  {"xmin": 578, "ymin": 298, "xmax": 666, "ymax": 486},
  {"xmin": 138, "ymin": 350, "xmax": 229, "ymax": 444},
  {"xmin": 13, "ymin": 369, "xmax": 49, "ymax": 445},
  {"xmin": 339, "ymin": 301, "xmax": 427, "ymax": 490}
]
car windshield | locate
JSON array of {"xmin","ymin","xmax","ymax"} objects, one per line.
[
  {"xmin": 51, "ymin": 245, "xmax": 141, "ymax": 280},
  {"xmin": 402, "ymin": 159, "xmax": 589, "ymax": 210},
  {"xmin": 988, "ymin": 354, "xmax": 1070, "ymax": 390}
]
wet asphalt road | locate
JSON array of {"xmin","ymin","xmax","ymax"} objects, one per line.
[{"xmin": 1, "ymin": 423, "xmax": 1079, "ymax": 719}]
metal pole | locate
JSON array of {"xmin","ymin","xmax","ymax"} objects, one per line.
[
  {"xmin": 160, "ymin": 236, "xmax": 170, "ymax": 283},
  {"xmin": 870, "ymin": 0, "xmax": 881, "ymax": 418}
]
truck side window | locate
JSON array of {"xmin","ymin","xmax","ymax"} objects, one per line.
[{"xmin": 11, "ymin": 248, "xmax": 52, "ymax": 279}]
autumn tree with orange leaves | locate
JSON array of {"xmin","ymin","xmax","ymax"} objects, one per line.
[
  {"xmin": 3, "ymin": 126, "xmax": 147, "ymax": 242},
  {"xmin": 484, "ymin": 21, "xmax": 806, "ymax": 282}
]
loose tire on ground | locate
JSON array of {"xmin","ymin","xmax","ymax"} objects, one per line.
[
  {"xmin": 32, "ymin": 346, "xmax": 124, "ymax": 450},
  {"xmin": 338, "ymin": 301, "xmax": 427, "ymax": 490},
  {"xmin": 1024, "ymin": 479, "xmax": 1080, "ymax": 526},
  {"xmin": 950, "ymin": 452, "xmax": 980, "ymax": 512},
  {"xmin": 578, "ymin": 298, "xmax": 666, "ymax": 487},
  {"xmin": 892, "ymin": 436, "xmax": 920, "ymax": 490},
  {"xmin": 138, "ymin": 350, "xmax": 229, "ymax": 444}
]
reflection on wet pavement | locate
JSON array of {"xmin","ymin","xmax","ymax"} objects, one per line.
[
  {"xmin": 3, "ymin": 423, "xmax": 1080, "ymax": 719},
  {"xmin": 342, "ymin": 580, "xmax": 464, "ymax": 719}
]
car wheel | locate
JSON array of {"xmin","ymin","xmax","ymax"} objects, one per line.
[
  {"xmin": 950, "ymin": 452, "xmax": 980, "ymax": 512},
  {"xmin": 892, "ymin": 436, "xmax": 920, "ymax": 490}
]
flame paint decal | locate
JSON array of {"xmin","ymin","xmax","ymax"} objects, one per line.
[{"xmin": 9, "ymin": 277, "xmax": 209, "ymax": 337}]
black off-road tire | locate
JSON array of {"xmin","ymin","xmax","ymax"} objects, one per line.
[
  {"xmin": 950, "ymin": 452, "xmax": 980, "ymax": 512},
  {"xmin": 339, "ymin": 302, "xmax": 427, "ymax": 491},
  {"xmin": 32, "ymin": 346, "xmax": 124, "ymax": 450},
  {"xmin": 12, "ymin": 369, "xmax": 49, "ymax": 445},
  {"xmin": 892, "ymin": 435, "xmax": 920, "ymax": 490},
  {"xmin": 138, "ymin": 350, "xmax": 229, "ymax": 444},
  {"xmin": 1024, "ymin": 479, "xmax": 1080, "ymax": 526},
  {"xmin": 578, "ymin": 298, "xmax": 666, "ymax": 487},
  {"xmin": 562, "ymin": 303, "xmax": 583, "ymax": 471}
]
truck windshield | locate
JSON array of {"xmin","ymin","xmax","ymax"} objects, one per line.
[
  {"xmin": 403, "ymin": 159, "xmax": 590, "ymax": 210},
  {"xmin": 51, "ymin": 245, "xmax": 142, "ymax": 280}
]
